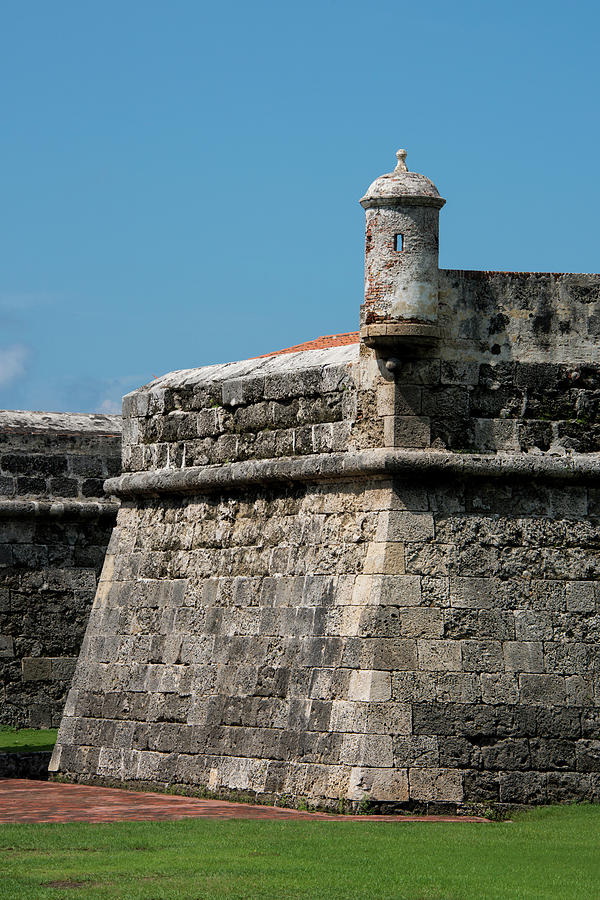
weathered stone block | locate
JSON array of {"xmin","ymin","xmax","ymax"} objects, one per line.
[
  {"xmin": 21, "ymin": 657, "xmax": 52, "ymax": 681},
  {"xmin": 481, "ymin": 738, "xmax": 530, "ymax": 771},
  {"xmin": 547, "ymin": 772, "xmax": 593, "ymax": 803},
  {"xmin": 376, "ymin": 383, "xmax": 422, "ymax": 417},
  {"xmin": 503, "ymin": 642, "xmax": 544, "ymax": 673},
  {"xmin": 404, "ymin": 542, "xmax": 452, "ymax": 577},
  {"xmin": 499, "ymin": 771, "xmax": 547, "ymax": 804},
  {"xmin": 543, "ymin": 642, "xmax": 588, "ymax": 676},
  {"xmin": 362, "ymin": 543, "xmax": 405, "ymax": 575},
  {"xmin": 514, "ymin": 610, "xmax": 553, "ymax": 641},
  {"xmin": 444, "ymin": 609, "xmax": 515, "ymax": 640},
  {"xmin": 392, "ymin": 672, "xmax": 437, "ymax": 702},
  {"xmin": 438, "ymin": 736, "xmax": 480, "ymax": 768},
  {"xmin": 378, "ymin": 575, "xmax": 422, "ymax": 606},
  {"xmin": 360, "ymin": 607, "xmax": 441, "ymax": 642},
  {"xmin": 348, "ymin": 670, "xmax": 391, "ymax": 702},
  {"xmin": 566, "ymin": 675, "xmax": 594, "ymax": 706},
  {"xmin": 394, "ymin": 359, "xmax": 441, "ymax": 386},
  {"xmin": 461, "ymin": 641, "xmax": 504, "ymax": 673},
  {"xmin": 463, "ymin": 772, "xmax": 499, "ymax": 802},
  {"xmin": 566, "ymin": 581, "xmax": 596, "ymax": 613},
  {"xmin": 384, "ymin": 416, "xmax": 431, "ymax": 449},
  {"xmin": 409, "ymin": 767, "xmax": 463, "ymax": 802},
  {"xmin": 393, "ymin": 735, "xmax": 439, "ymax": 768},
  {"xmin": 366, "ymin": 638, "xmax": 417, "ymax": 672},
  {"xmin": 347, "ymin": 766, "xmax": 409, "ymax": 801},
  {"xmin": 449, "ymin": 576, "xmax": 496, "ymax": 609},
  {"xmin": 549, "ymin": 487, "xmax": 588, "ymax": 519},
  {"xmin": 530, "ymin": 738, "xmax": 576, "ymax": 772},
  {"xmin": 481, "ymin": 673, "xmax": 519, "ymax": 704},
  {"xmin": 329, "ymin": 700, "xmax": 411, "ymax": 734},
  {"xmin": 440, "ymin": 360, "xmax": 480, "ymax": 386},
  {"xmin": 539, "ymin": 707, "xmax": 581, "ymax": 739},
  {"xmin": 436, "ymin": 673, "xmax": 480, "ymax": 703},
  {"xmin": 340, "ymin": 734, "xmax": 394, "ymax": 767},
  {"xmin": 51, "ymin": 658, "xmax": 77, "ymax": 681},
  {"xmin": 417, "ymin": 640, "xmax": 462, "ymax": 671},
  {"xmin": 0, "ymin": 636, "xmax": 14, "ymax": 658},
  {"xmin": 519, "ymin": 674, "xmax": 567, "ymax": 706},
  {"xmin": 422, "ymin": 387, "xmax": 469, "ymax": 418},
  {"xmin": 390, "ymin": 482, "xmax": 430, "ymax": 512},
  {"xmin": 576, "ymin": 740, "xmax": 600, "ymax": 773},
  {"xmin": 380, "ymin": 511, "xmax": 435, "ymax": 543}
]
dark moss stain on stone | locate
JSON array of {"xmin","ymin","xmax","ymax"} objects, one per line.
[{"xmin": 488, "ymin": 313, "xmax": 509, "ymax": 335}]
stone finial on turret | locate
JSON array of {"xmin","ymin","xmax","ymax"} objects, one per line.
[{"xmin": 395, "ymin": 149, "xmax": 408, "ymax": 172}]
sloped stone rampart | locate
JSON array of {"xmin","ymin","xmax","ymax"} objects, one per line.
[{"xmin": 51, "ymin": 467, "xmax": 600, "ymax": 811}]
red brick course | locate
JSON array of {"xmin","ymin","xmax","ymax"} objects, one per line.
[
  {"xmin": 255, "ymin": 332, "xmax": 359, "ymax": 359},
  {"xmin": 0, "ymin": 780, "xmax": 488, "ymax": 824}
]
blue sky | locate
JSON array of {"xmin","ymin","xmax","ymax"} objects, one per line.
[{"xmin": 1, "ymin": 0, "xmax": 598, "ymax": 413}]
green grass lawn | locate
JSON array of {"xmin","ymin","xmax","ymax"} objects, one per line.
[
  {"xmin": 0, "ymin": 729, "xmax": 58, "ymax": 754},
  {"xmin": 0, "ymin": 804, "xmax": 598, "ymax": 899}
]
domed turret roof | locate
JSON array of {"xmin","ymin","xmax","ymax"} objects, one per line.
[{"xmin": 360, "ymin": 150, "xmax": 445, "ymax": 209}]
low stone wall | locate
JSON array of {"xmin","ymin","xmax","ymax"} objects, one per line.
[{"xmin": 0, "ymin": 412, "xmax": 121, "ymax": 728}]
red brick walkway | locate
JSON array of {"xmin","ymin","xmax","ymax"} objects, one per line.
[{"xmin": 0, "ymin": 780, "xmax": 488, "ymax": 824}]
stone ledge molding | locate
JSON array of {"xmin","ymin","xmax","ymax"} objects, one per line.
[
  {"xmin": 0, "ymin": 410, "xmax": 122, "ymax": 434},
  {"xmin": 105, "ymin": 449, "xmax": 600, "ymax": 499},
  {"xmin": 0, "ymin": 499, "xmax": 119, "ymax": 520},
  {"xmin": 360, "ymin": 195, "xmax": 445, "ymax": 210}
]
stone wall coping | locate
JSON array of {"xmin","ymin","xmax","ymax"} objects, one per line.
[
  {"xmin": 0, "ymin": 499, "xmax": 119, "ymax": 519},
  {"xmin": 104, "ymin": 449, "xmax": 600, "ymax": 498},
  {"xmin": 126, "ymin": 344, "xmax": 359, "ymax": 395},
  {"xmin": 441, "ymin": 268, "xmax": 600, "ymax": 280},
  {"xmin": 0, "ymin": 411, "xmax": 122, "ymax": 435}
]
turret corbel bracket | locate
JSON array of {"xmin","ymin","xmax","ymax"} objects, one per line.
[{"xmin": 360, "ymin": 322, "xmax": 440, "ymax": 350}]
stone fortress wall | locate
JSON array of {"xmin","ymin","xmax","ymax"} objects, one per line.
[
  {"xmin": 0, "ymin": 412, "xmax": 121, "ymax": 727},
  {"xmin": 39, "ymin": 149, "xmax": 600, "ymax": 811}
]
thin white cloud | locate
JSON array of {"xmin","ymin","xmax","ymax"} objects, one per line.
[
  {"xmin": 0, "ymin": 344, "xmax": 29, "ymax": 387},
  {"xmin": 51, "ymin": 373, "xmax": 149, "ymax": 415},
  {"xmin": 99, "ymin": 397, "xmax": 122, "ymax": 414},
  {"xmin": 0, "ymin": 291, "xmax": 63, "ymax": 329},
  {"xmin": 0, "ymin": 292, "xmax": 60, "ymax": 311},
  {"xmin": 97, "ymin": 375, "xmax": 149, "ymax": 415}
]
